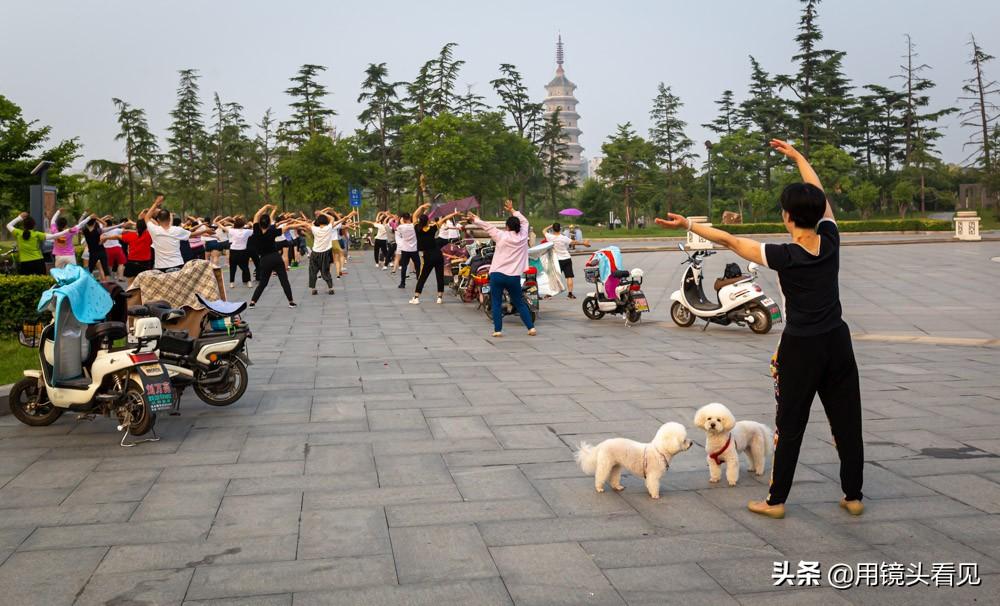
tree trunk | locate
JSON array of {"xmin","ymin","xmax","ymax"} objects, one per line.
[{"xmin": 974, "ymin": 52, "xmax": 992, "ymax": 172}]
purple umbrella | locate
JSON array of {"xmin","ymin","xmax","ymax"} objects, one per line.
[
  {"xmin": 558, "ymin": 208, "xmax": 584, "ymax": 217},
  {"xmin": 429, "ymin": 196, "xmax": 479, "ymax": 219}
]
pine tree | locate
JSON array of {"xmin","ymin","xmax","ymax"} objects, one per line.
[
  {"xmin": 428, "ymin": 43, "xmax": 464, "ymax": 115},
  {"xmin": 813, "ymin": 51, "xmax": 855, "ymax": 147},
  {"xmin": 491, "ymin": 64, "xmax": 543, "ymax": 139},
  {"xmin": 166, "ymin": 69, "xmax": 208, "ymax": 215},
  {"xmin": 357, "ymin": 63, "xmax": 406, "ymax": 210},
  {"xmin": 538, "ymin": 110, "xmax": 574, "ymax": 217},
  {"xmin": 862, "ymin": 84, "xmax": 906, "ymax": 176},
  {"xmin": 457, "ymin": 84, "xmax": 487, "ymax": 116},
  {"xmin": 255, "ymin": 108, "xmax": 277, "ymax": 203},
  {"xmin": 597, "ymin": 123, "xmax": 657, "ymax": 228},
  {"xmin": 703, "ymin": 90, "xmax": 739, "ymax": 136},
  {"xmin": 280, "ymin": 64, "xmax": 337, "ymax": 147},
  {"xmin": 110, "ymin": 98, "xmax": 159, "ymax": 216},
  {"xmin": 648, "ymin": 82, "xmax": 696, "ymax": 204},
  {"xmin": 959, "ymin": 35, "xmax": 999, "ymax": 172},
  {"xmin": 893, "ymin": 34, "xmax": 957, "ymax": 167},
  {"xmin": 739, "ymin": 57, "xmax": 790, "ymax": 187}
]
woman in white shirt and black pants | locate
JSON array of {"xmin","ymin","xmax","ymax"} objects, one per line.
[{"xmin": 655, "ymin": 139, "xmax": 864, "ymax": 521}]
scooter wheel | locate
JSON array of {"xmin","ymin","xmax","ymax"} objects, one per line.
[
  {"xmin": 8, "ymin": 377, "xmax": 63, "ymax": 426},
  {"xmin": 582, "ymin": 297, "xmax": 604, "ymax": 320},
  {"xmin": 194, "ymin": 357, "xmax": 249, "ymax": 406},
  {"xmin": 670, "ymin": 301, "xmax": 696, "ymax": 327},
  {"xmin": 120, "ymin": 382, "xmax": 155, "ymax": 436},
  {"xmin": 626, "ymin": 305, "xmax": 643, "ymax": 324},
  {"xmin": 748, "ymin": 304, "xmax": 773, "ymax": 335}
]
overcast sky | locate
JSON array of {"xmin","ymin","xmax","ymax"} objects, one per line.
[{"xmin": 3, "ymin": 0, "xmax": 998, "ymax": 170}]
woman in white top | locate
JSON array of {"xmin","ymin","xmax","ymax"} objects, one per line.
[
  {"xmin": 223, "ymin": 217, "xmax": 255, "ymax": 287},
  {"xmin": 362, "ymin": 211, "xmax": 391, "ymax": 269}
]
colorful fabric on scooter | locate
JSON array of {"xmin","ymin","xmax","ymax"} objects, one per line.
[
  {"xmin": 589, "ymin": 246, "xmax": 623, "ymax": 299},
  {"xmin": 38, "ymin": 264, "xmax": 113, "ymax": 324}
]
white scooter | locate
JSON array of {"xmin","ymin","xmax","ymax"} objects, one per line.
[
  {"xmin": 10, "ymin": 286, "xmax": 175, "ymax": 446},
  {"xmin": 669, "ymin": 244, "xmax": 782, "ymax": 334}
]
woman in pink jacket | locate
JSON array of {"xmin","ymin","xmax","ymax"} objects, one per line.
[{"xmin": 468, "ymin": 199, "xmax": 537, "ymax": 337}]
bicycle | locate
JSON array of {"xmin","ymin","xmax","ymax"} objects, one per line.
[{"xmin": 0, "ymin": 246, "xmax": 18, "ymax": 275}]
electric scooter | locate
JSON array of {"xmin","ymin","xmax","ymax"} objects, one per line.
[
  {"xmin": 581, "ymin": 262, "xmax": 649, "ymax": 324},
  {"xmin": 9, "ymin": 268, "xmax": 174, "ymax": 446},
  {"xmin": 669, "ymin": 244, "xmax": 782, "ymax": 334}
]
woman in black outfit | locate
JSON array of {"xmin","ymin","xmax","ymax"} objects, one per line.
[
  {"xmin": 248, "ymin": 204, "xmax": 297, "ymax": 309},
  {"xmin": 655, "ymin": 139, "xmax": 864, "ymax": 520},
  {"xmin": 81, "ymin": 218, "xmax": 110, "ymax": 279},
  {"xmin": 408, "ymin": 203, "xmax": 461, "ymax": 305}
]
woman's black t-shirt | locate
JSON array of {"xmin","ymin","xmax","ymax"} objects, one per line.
[
  {"xmin": 416, "ymin": 224, "xmax": 439, "ymax": 252},
  {"xmin": 762, "ymin": 219, "xmax": 844, "ymax": 337},
  {"xmin": 82, "ymin": 225, "xmax": 103, "ymax": 252},
  {"xmin": 251, "ymin": 224, "xmax": 281, "ymax": 255}
]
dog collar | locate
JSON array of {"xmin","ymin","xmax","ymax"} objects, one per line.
[
  {"xmin": 642, "ymin": 446, "xmax": 669, "ymax": 479},
  {"xmin": 709, "ymin": 435, "xmax": 732, "ymax": 465}
]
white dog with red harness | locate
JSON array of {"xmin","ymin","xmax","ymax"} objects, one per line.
[{"xmin": 694, "ymin": 402, "xmax": 773, "ymax": 486}]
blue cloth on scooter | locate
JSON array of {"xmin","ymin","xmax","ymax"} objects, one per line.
[
  {"xmin": 38, "ymin": 264, "xmax": 113, "ymax": 323},
  {"xmin": 591, "ymin": 246, "xmax": 623, "ymax": 283}
]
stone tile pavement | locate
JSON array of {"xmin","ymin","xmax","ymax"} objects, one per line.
[{"xmin": 0, "ymin": 240, "xmax": 998, "ymax": 604}]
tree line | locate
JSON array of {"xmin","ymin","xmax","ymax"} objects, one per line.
[{"xmin": 1, "ymin": 0, "xmax": 997, "ymax": 227}]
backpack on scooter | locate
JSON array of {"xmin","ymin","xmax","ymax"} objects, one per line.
[{"xmin": 723, "ymin": 263, "xmax": 742, "ymax": 279}]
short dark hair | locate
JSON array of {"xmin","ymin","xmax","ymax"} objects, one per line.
[
  {"xmin": 506, "ymin": 216, "xmax": 521, "ymax": 232},
  {"xmin": 258, "ymin": 214, "xmax": 271, "ymax": 229},
  {"xmin": 398, "ymin": 212, "xmax": 410, "ymax": 222},
  {"xmin": 779, "ymin": 183, "xmax": 827, "ymax": 228},
  {"xmin": 56, "ymin": 216, "xmax": 68, "ymax": 230},
  {"xmin": 315, "ymin": 214, "xmax": 330, "ymax": 226},
  {"xmin": 22, "ymin": 216, "xmax": 35, "ymax": 239},
  {"xmin": 552, "ymin": 222, "xmax": 561, "ymax": 232},
  {"xmin": 233, "ymin": 217, "xmax": 246, "ymax": 228},
  {"xmin": 156, "ymin": 209, "xmax": 170, "ymax": 223}
]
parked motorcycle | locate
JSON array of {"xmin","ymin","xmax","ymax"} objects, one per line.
[
  {"xmin": 581, "ymin": 262, "xmax": 649, "ymax": 324},
  {"xmin": 137, "ymin": 294, "xmax": 252, "ymax": 408},
  {"xmin": 9, "ymin": 268, "xmax": 173, "ymax": 446},
  {"xmin": 669, "ymin": 244, "xmax": 782, "ymax": 334},
  {"xmin": 480, "ymin": 266, "xmax": 539, "ymax": 324}
]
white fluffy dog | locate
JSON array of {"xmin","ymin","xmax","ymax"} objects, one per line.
[
  {"xmin": 694, "ymin": 402, "xmax": 772, "ymax": 486},
  {"xmin": 575, "ymin": 422, "xmax": 693, "ymax": 499}
]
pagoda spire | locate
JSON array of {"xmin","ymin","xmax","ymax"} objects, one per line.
[{"xmin": 556, "ymin": 34, "xmax": 564, "ymax": 68}]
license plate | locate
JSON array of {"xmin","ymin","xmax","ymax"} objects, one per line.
[
  {"xmin": 139, "ymin": 364, "xmax": 163, "ymax": 377},
  {"xmin": 761, "ymin": 297, "xmax": 775, "ymax": 306},
  {"xmin": 481, "ymin": 285, "xmax": 490, "ymax": 294},
  {"xmin": 144, "ymin": 380, "xmax": 174, "ymax": 411},
  {"xmin": 632, "ymin": 296, "xmax": 649, "ymax": 312}
]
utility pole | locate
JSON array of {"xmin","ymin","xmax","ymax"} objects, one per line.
[{"xmin": 705, "ymin": 140, "xmax": 714, "ymax": 221}]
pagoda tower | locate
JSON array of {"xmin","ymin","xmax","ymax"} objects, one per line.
[{"xmin": 542, "ymin": 35, "xmax": 586, "ymax": 181}]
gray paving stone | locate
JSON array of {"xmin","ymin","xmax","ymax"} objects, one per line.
[
  {"xmin": 532, "ymin": 477, "xmax": 637, "ymax": 517},
  {"xmin": 390, "ymin": 524, "xmax": 498, "ymax": 583},
  {"xmin": 293, "ymin": 578, "xmax": 512, "ymax": 606},
  {"xmin": 6, "ymin": 456, "xmax": 99, "ymax": 488},
  {"xmin": 452, "ymin": 466, "xmax": 539, "ymax": 501},
  {"xmin": 491, "ymin": 542, "xmax": 625, "ymax": 605},
  {"xmin": 306, "ymin": 429, "xmax": 430, "ymax": 445},
  {"xmin": 75, "ymin": 567, "xmax": 194, "ymax": 606},
  {"xmin": 444, "ymin": 447, "xmax": 573, "ymax": 467},
  {"xmin": 22, "ymin": 517, "xmax": 212, "ymax": 550},
  {"xmin": 303, "ymin": 484, "xmax": 463, "ymax": 510},
  {"xmin": 96, "ymin": 450, "xmax": 241, "ymax": 471},
  {"xmin": 0, "ymin": 501, "xmax": 136, "ymax": 529},
  {"xmin": 491, "ymin": 425, "xmax": 566, "ymax": 449},
  {"xmin": 698, "ymin": 549, "xmax": 884, "ymax": 595},
  {"xmin": 237, "ymin": 434, "xmax": 307, "ymax": 463},
  {"xmin": 62, "ymin": 468, "xmax": 162, "ymax": 505},
  {"xmin": 366, "ymin": 408, "xmax": 428, "ymax": 431},
  {"xmin": 582, "ymin": 531, "xmax": 781, "ymax": 569},
  {"xmin": 912, "ymin": 473, "xmax": 1000, "ymax": 513},
  {"xmin": 375, "ymin": 453, "xmax": 451, "ymax": 486},
  {"xmin": 186, "ymin": 555, "xmax": 397, "ymax": 600},
  {"xmin": 209, "ymin": 493, "xmax": 301, "ymax": 541},
  {"xmin": 734, "ymin": 588, "xmax": 853, "ymax": 605},
  {"xmin": 619, "ymin": 491, "xmax": 747, "ymax": 534},
  {"xmin": 131, "ymin": 479, "xmax": 228, "ymax": 521},
  {"xmin": 185, "ymin": 594, "xmax": 292, "ymax": 606},
  {"xmin": 304, "ymin": 443, "xmax": 374, "ymax": 475},
  {"xmin": 478, "ymin": 514, "xmax": 655, "ymax": 547},
  {"xmin": 159, "ymin": 460, "xmax": 305, "ymax": 482},
  {"xmin": 604, "ymin": 563, "xmax": 738, "ymax": 605},
  {"xmin": 386, "ymin": 498, "xmax": 553, "ymax": 527},
  {"xmin": 0, "ymin": 546, "xmax": 106, "ymax": 606},
  {"xmin": 373, "ymin": 437, "xmax": 500, "ymax": 456},
  {"xmin": 227, "ymin": 471, "xmax": 378, "ymax": 497},
  {"xmin": 427, "ymin": 416, "xmax": 495, "ymax": 440},
  {"xmin": 180, "ymin": 427, "xmax": 250, "ymax": 452},
  {"xmin": 298, "ymin": 507, "xmax": 390, "ymax": 559},
  {"xmin": 98, "ymin": 534, "xmax": 299, "ymax": 573}
]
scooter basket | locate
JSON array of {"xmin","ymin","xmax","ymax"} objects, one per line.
[{"xmin": 584, "ymin": 266, "xmax": 600, "ymax": 284}]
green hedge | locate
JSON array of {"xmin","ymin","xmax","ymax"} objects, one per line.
[
  {"xmin": 718, "ymin": 219, "xmax": 951, "ymax": 234},
  {"xmin": 0, "ymin": 275, "xmax": 54, "ymax": 333}
]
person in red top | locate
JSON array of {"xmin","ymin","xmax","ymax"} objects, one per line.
[{"xmin": 102, "ymin": 200, "xmax": 160, "ymax": 283}]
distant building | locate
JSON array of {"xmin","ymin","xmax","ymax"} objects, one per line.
[
  {"xmin": 542, "ymin": 35, "xmax": 586, "ymax": 184},
  {"xmin": 588, "ymin": 156, "xmax": 603, "ymax": 180}
]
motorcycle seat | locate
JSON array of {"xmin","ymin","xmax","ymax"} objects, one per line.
[
  {"xmin": 196, "ymin": 294, "xmax": 247, "ymax": 318},
  {"xmin": 142, "ymin": 300, "xmax": 187, "ymax": 322},
  {"xmin": 612, "ymin": 269, "xmax": 632, "ymax": 279},
  {"xmin": 86, "ymin": 321, "xmax": 127, "ymax": 343},
  {"xmin": 713, "ymin": 275, "xmax": 751, "ymax": 291}
]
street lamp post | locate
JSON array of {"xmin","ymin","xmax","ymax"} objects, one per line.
[{"xmin": 704, "ymin": 140, "xmax": 713, "ymax": 222}]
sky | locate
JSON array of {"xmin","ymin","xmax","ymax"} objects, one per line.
[{"xmin": 3, "ymin": 0, "xmax": 998, "ymax": 170}]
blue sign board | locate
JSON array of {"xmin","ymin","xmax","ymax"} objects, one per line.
[{"xmin": 349, "ymin": 187, "xmax": 362, "ymax": 207}]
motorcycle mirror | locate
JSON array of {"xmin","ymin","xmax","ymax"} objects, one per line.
[
  {"xmin": 748, "ymin": 262, "xmax": 759, "ymax": 272},
  {"xmin": 677, "ymin": 243, "xmax": 685, "ymax": 251}
]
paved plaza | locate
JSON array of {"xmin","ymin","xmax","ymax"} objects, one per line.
[{"xmin": 0, "ymin": 239, "xmax": 998, "ymax": 605}]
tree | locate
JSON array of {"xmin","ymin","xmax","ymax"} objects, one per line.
[
  {"xmin": 649, "ymin": 83, "xmax": 696, "ymax": 175},
  {"xmin": 574, "ymin": 178, "xmax": 614, "ymax": 219},
  {"xmin": 110, "ymin": 97, "xmax": 159, "ymax": 216},
  {"xmin": 959, "ymin": 35, "xmax": 999, "ymax": 172},
  {"xmin": 891, "ymin": 177, "xmax": 916, "ymax": 217},
  {"xmin": 0, "ymin": 95, "xmax": 81, "ymax": 222},
  {"xmin": 847, "ymin": 180, "xmax": 879, "ymax": 218},
  {"xmin": 491, "ymin": 64, "xmax": 543, "ymax": 139},
  {"xmin": 777, "ymin": 0, "xmax": 839, "ymax": 155},
  {"xmin": 597, "ymin": 123, "xmax": 657, "ymax": 228},
  {"xmin": 709, "ymin": 129, "xmax": 766, "ymax": 219},
  {"xmin": 280, "ymin": 64, "xmax": 337, "ymax": 147},
  {"xmin": 357, "ymin": 63, "xmax": 407, "ymax": 210},
  {"xmin": 740, "ymin": 57, "xmax": 790, "ymax": 187},
  {"xmin": 428, "ymin": 43, "xmax": 465, "ymax": 115},
  {"xmin": 275, "ymin": 134, "xmax": 353, "ymax": 208},
  {"xmin": 893, "ymin": 35, "xmax": 957, "ymax": 168},
  {"xmin": 166, "ymin": 69, "xmax": 208, "ymax": 214},
  {"xmin": 703, "ymin": 90, "xmax": 739, "ymax": 135},
  {"xmin": 538, "ymin": 110, "xmax": 574, "ymax": 216},
  {"xmin": 456, "ymin": 84, "xmax": 488, "ymax": 117},
  {"xmin": 255, "ymin": 108, "xmax": 277, "ymax": 203}
]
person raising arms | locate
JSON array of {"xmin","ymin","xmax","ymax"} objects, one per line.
[
  {"xmin": 408, "ymin": 204, "xmax": 462, "ymax": 305},
  {"xmin": 468, "ymin": 199, "xmax": 536, "ymax": 337},
  {"xmin": 654, "ymin": 139, "xmax": 863, "ymax": 520},
  {"xmin": 145, "ymin": 196, "xmax": 213, "ymax": 272},
  {"xmin": 6, "ymin": 211, "xmax": 75, "ymax": 275},
  {"xmin": 248, "ymin": 204, "xmax": 298, "ymax": 308},
  {"xmin": 543, "ymin": 222, "xmax": 591, "ymax": 300},
  {"xmin": 49, "ymin": 208, "xmax": 92, "ymax": 269}
]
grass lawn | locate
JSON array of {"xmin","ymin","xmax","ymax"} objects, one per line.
[{"xmin": 0, "ymin": 337, "xmax": 38, "ymax": 385}]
